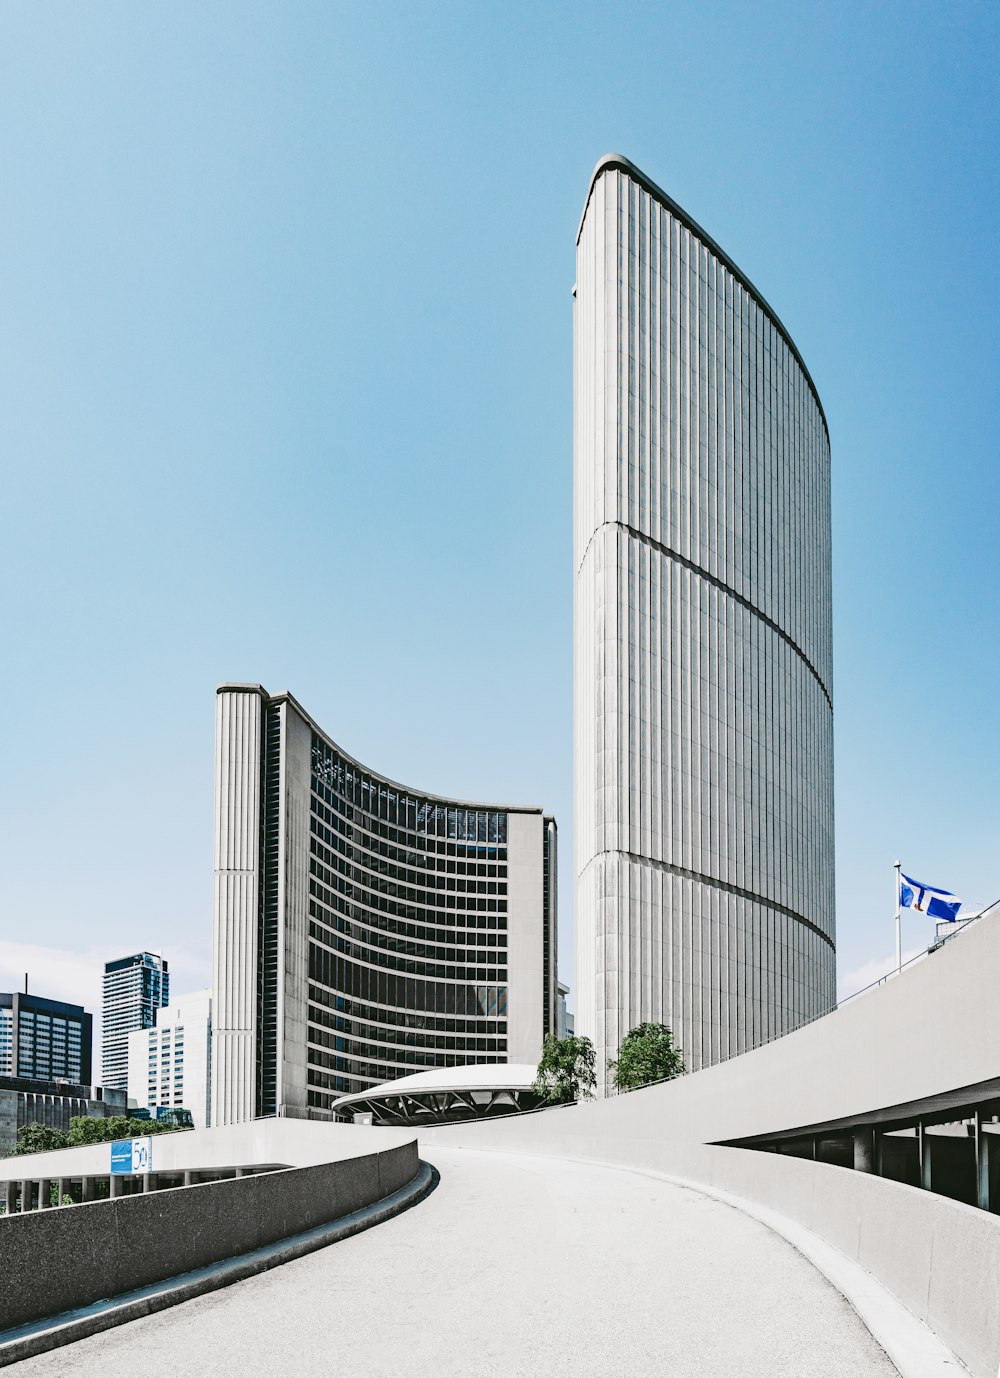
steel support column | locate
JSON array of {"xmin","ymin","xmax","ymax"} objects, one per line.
[
  {"xmin": 918, "ymin": 1121, "xmax": 932, "ymax": 1191},
  {"xmin": 975, "ymin": 1112, "xmax": 991, "ymax": 1212}
]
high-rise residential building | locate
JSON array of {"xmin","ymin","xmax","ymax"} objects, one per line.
[
  {"xmin": 212, "ymin": 685, "xmax": 558, "ymax": 1127},
  {"xmin": 127, "ymin": 989, "xmax": 212, "ymax": 1129},
  {"xmin": 0, "ymin": 991, "xmax": 92, "ymax": 1083},
  {"xmin": 574, "ymin": 155, "xmax": 835, "ymax": 1086},
  {"xmin": 102, "ymin": 952, "xmax": 169, "ymax": 1091}
]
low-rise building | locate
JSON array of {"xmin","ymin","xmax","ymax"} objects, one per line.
[
  {"xmin": 556, "ymin": 982, "xmax": 572, "ymax": 1039},
  {"xmin": 0, "ymin": 1076, "xmax": 127, "ymax": 1157}
]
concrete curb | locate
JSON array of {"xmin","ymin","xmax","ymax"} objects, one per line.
[
  {"xmin": 0, "ymin": 1159, "xmax": 438, "ymax": 1368},
  {"xmin": 659, "ymin": 1173, "xmax": 970, "ymax": 1378}
]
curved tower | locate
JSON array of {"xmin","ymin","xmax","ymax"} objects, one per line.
[
  {"xmin": 212, "ymin": 684, "xmax": 558, "ymax": 1125},
  {"xmin": 574, "ymin": 156, "xmax": 834, "ymax": 1084}
]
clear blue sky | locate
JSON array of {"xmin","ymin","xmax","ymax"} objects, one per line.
[{"xmin": 1, "ymin": 1, "xmax": 997, "ymax": 1030}]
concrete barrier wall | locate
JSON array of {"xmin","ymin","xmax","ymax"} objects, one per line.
[
  {"xmin": 0, "ymin": 1116, "xmax": 414, "ymax": 1181},
  {"xmin": 420, "ymin": 1120, "xmax": 1000, "ymax": 1378},
  {"xmin": 0, "ymin": 1139, "xmax": 418, "ymax": 1333},
  {"xmin": 429, "ymin": 916, "xmax": 1000, "ymax": 1151}
]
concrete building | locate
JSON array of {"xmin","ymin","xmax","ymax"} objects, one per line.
[
  {"xmin": 127, "ymin": 989, "xmax": 212, "ymax": 1129},
  {"xmin": 574, "ymin": 155, "xmax": 835, "ymax": 1084},
  {"xmin": 102, "ymin": 953, "xmax": 169, "ymax": 1092},
  {"xmin": 0, "ymin": 1077, "xmax": 126, "ymax": 1157},
  {"xmin": 212, "ymin": 685, "xmax": 558, "ymax": 1127},
  {"xmin": 0, "ymin": 992, "xmax": 92, "ymax": 1084},
  {"xmin": 556, "ymin": 981, "xmax": 572, "ymax": 1039}
]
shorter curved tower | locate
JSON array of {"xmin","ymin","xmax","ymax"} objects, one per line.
[{"xmin": 212, "ymin": 685, "xmax": 558, "ymax": 1126}]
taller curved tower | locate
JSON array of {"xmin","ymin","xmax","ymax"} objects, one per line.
[{"xmin": 574, "ymin": 156, "xmax": 834, "ymax": 1084}]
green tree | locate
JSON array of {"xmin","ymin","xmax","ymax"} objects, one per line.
[
  {"xmin": 11, "ymin": 1124, "xmax": 69, "ymax": 1155},
  {"xmin": 533, "ymin": 1034, "xmax": 596, "ymax": 1104},
  {"xmin": 608, "ymin": 1022, "xmax": 685, "ymax": 1092},
  {"xmin": 66, "ymin": 1115, "xmax": 183, "ymax": 1146},
  {"xmin": 3, "ymin": 1114, "xmax": 188, "ymax": 1159},
  {"xmin": 65, "ymin": 1115, "xmax": 112, "ymax": 1146}
]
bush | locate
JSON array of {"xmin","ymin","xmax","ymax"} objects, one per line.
[
  {"xmin": 8, "ymin": 1114, "xmax": 187, "ymax": 1157},
  {"xmin": 533, "ymin": 1034, "xmax": 597, "ymax": 1104},
  {"xmin": 608, "ymin": 1022, "xmax": 685, "ymax": 1092}
]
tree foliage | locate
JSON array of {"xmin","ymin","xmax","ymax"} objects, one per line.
[
  {"xmin": 533, "ymin": 1034, "xmax": 597, "ymax": 1104},
  {"xmin": 608, "ymin": 1023, "xmax": 685, "ymax": 1092},
  {"xmin": 9, "ymin": 1123, "xmax": 69, "ymax": 1156},
  {"xmin": 9, "ymin": 1115, "xmax": 185, "ymax": 1156}
]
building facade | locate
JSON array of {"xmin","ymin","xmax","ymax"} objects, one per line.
[
  {"xmin": 127, "ymin": 989, "xmax": 212, "ymax": 1129},
  {"xmin": 102, "ymin": 953, "xmax": 169, "ymax": 1091},
  {"xmin": 0, "ymin": 1077, "xmax": 126, "ymax": 1157},
  {"xmin": 0, "ymin": 992, "xmax": 92, "ymax": 1084},
  {"xmin": 212, "ymin": 685, "xmax": 558, "ymax": 1126},
  {"xmin": 574, "ymin": 156, "xmax": 835, "ymax": 1086}
]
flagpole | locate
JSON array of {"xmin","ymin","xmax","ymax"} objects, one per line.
[{"xmin": 894, "ymin": 859, "xmax": 902, "ymax": 974}]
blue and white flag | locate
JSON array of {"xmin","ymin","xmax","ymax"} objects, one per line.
[{"xmin": 899, "ymin": 872, "xmax": 962, "ymax": 923}]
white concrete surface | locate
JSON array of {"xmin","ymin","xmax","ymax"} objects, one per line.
[
  {"xmin": 12, "ymin": 1148, "xmax": 897, "ymax": 1378},
  {"xmin": 0, "ymin": 1117, "xmax": 414, "ymax": 1181},
  {"xmin": 419, "ymin": 1126, "xmax": 998, "ymax": 1377}
]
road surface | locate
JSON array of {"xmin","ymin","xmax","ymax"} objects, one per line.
[{"xmin": 17, "ymin": 1147, "xmax": 896, "ymax": 1377}]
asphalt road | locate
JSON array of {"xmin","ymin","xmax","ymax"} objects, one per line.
[{"xmin": 18, "ymin": 1147, "xmax": 897, "ymax": 1377}]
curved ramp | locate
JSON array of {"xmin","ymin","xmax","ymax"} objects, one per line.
[{"xmin": 11, "ymin": 1149, "xmax": 896, "ymax": 1378}]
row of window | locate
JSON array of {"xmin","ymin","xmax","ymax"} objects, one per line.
[
  {"xmin": 308, "ymin": 906, "xmax": 507, "ymax": 966},
  {"xmin": 309, "ymin": 1039, "xmax": 505, "ymax": 1077},
  {"xmin": 309, "ymin": 838, "xmax": 507, "ymax": 910},
  {"xmin": 311, "ymin": 786, "xmax": 509, "ymax": 871},
  {"xmin": 310, "ymin": 820, "xmax": 508, "ymax": 896},
  {"xmin": 309, "ymin": 900, "xmax": 506, "ymax": 959},
  {"xmin": 309, "ymin": 949, "xmax": 508, "ymax": 1018},
  {"xmin": 310, "ymin": 798, "xmax": 509, "ymax": 882},
  {"xmin": 308, "ymin": 985, "xmax": 507, "ymax": 1036},
  {"xmin": 309, "ymin": 922, "xmax": 507, "ymax": 985},
  {"xmin": 307, "ymin": 1050, "xmax": 504, "ymax": 1094},
  {"xmin": 308, "ymin": 870, "xmax": 507, "ymax": 936},
  {"xmin": 308, "ymin": 1022, "xmax": 507, "ymax": 1057},
  {"xmin": 311, "ymin": 738, "xmax": 509, "ymax": 844}
]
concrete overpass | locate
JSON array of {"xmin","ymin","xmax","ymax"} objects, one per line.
[{"xmin": 2, "ymin": 913, "xmax": 1000, "ymax": 1375}]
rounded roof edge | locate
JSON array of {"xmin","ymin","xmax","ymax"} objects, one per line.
[
  {"xmin": 331, "ymin": 1062, "xmax": 540, "ymax": 1107},
  {"xmin": 216, "ymin": 682, "xmax": 269, "ymax": 697},
  {"xmin": 576, "ymin": 153, "xmax": 829, "ymax": 440},
  {"xmin": 216, "ymin": 684, "xmax": 546, "ymax": 817}
]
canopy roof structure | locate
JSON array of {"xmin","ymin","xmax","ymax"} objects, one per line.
[{"xmin": 332, "ymin": 1063, "xmax": 544, "ymax": 1127}]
